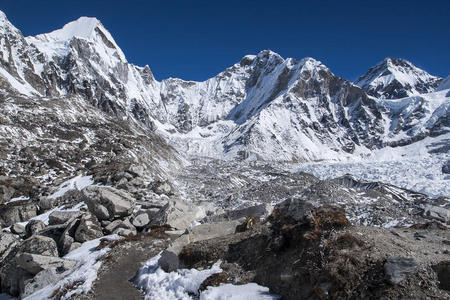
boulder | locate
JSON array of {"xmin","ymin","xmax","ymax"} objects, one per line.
[
  {"xmin": 22, "ymin": 268, "xmax": 59, "ymax": 298},
  {"xmin": 11, "ymin": 223, "xmax": 25, "ymax": 235},
  {"xmin": 384, "ymin": 257, "xmax": 418, "ymax": 284},
  {"xmin": 423, "ymin": 205, "xmax": 450, "ymax": 224},
  {"xmin": 0, "ymin": 232, "xmax": 19, "ymax": 260},
  {"xmin": 126, "ymin": 165, "xmax": 145, "ymax": 178},
  {"xmin": 48, "ymin": 211, "xmax": 81, "ymax": 225},
  {"xmin": 131, "ymin": 210, "xmax": 150, "ymax": 228},
  {"xmin": 271, "ymin": 198, "xmax": 315, "ymax": 224},
  {"xmin": 167, "ymin": 220, "xmax": 241, "ymax": 255},
  {"xmin": 114, "ymin": 228, "xmax": 135, "ymax": 237},
  {"xmin": 158, "ymin": 250, "xmax": 179, "ymax": 272},
  {"xmin": 37, "ymin": 197, "xmax": 56, "ymax": 211},
  {"xmin": 17, "ymin": 253, "xmax": 76, "ymax": 275},
  {"xmin": 67, "ymin": 242, "xmax": 81, "ymax": 253},
  {"xmin": 74, "ymin": 213, "xmax": 103, "ymax": 243},
  {"xmin": 20, "ymin": 235, "xmax": 59, "ymax": 257},
  {"xmin": 25, "ymin": 219, "xmax": 46, "ymax": 238},
  {"xmin": 105, "ymin": 218, "xmax": 136, "ymax": 235},
  {"xmin": 152, "ymin": 180, "xmax": 174, "ymax": 196},
  {"xmin": 0, "ymin": 202, "xmax": 37, "ymax": 227},
  {"xmin": 58, "ymin": 218, "xmax": 80, "ymax": 256},
  {"xmin": 150, "ymin": 199, "xmax": 201, "ymax": 230},
  {"xmin": 83, "ymin": 186, "xmax": 135, "ymax": 221}
]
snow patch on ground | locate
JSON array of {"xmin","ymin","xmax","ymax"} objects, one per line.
[
  {"xmin": 4, "ymin": 196, "xmax": 30, "ymax": 205},
  {"xmin": 135, "ymin": 253, "xmax": 280, "ymax": 300},
  {"xmin": 200, "ymin": 283, "xmax": 280, "ymax": 300},
  {"xmin": 24, "ymin": 235, "xmax": 119, "ymax": 300},
  {"xmin": 48, "ymin": 175, "xmax": 94, "ymax": 199}
]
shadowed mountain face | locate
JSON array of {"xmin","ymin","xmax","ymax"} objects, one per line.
[{"xmin": 0, "ymin": 10, "xmax": 448, "ymax": 162}]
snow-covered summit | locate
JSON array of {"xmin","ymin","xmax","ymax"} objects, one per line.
[
  {"xmin": 355, "ymin": 57, "xmax": 442, "ymax": 99},
  {"xmin": 33, "ymin": 16, "xmax": 101, "ymax": 42},
  {"xmin": 26, "ymin": 16, "xmax": 126, "ymax": 62}
]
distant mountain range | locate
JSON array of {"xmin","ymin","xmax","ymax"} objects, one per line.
[{"xmin": 0, "ymin": 10, "xmax": 448, "ymax": 162}]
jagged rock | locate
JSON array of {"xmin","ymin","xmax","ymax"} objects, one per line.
[
  {"xmin": 17, "ymin": 253, "xmax": 76, "ymax": 275},
  {"xmin": 423, "ymin": 205, "xmax": 450, "ymax": 224},
  {"xmin": 0, "ymin": 232, "xmax": 19, "ymax": 260},
  {"xmin": 126, "ymin": 165, "xmax": 145, "ymax": 178},
  {"xmin": 0, "ymin": 201, "xmax": 37, "ymax": 227},
  {"xmin": 48, "ymin": 210, "xmax": 81, "ymax": 225},
  {"xmin": 271, "ymin": 198, "xmax": 315, "ymax": 224},
  {"xmin": 131, "ymin": 210, "xmax": 150, "ymax": 228},
  {"xmin": 150, "ymin": 199, "xmax": 200, "ymax": 230},
  {"xmin": 433, "ymin": 261, "xmax": 450, "ymax": 290},
  {"xmin": 74, "ymin": 213, "xmax": 103, "ymax": 243},
  {"xmin": 68, "ymin": 242, "xmax": 81, "ymax": 253},
  {"xmin": 20, "ymin": 235, "xmax": 59, "ymax": 257},
  {"xmin": 168, "ymin": 220, "xmax": 241, "ymax": 255},
  {"xmin": 25, "ymin": 219, "xmax": 46, "ymax": 238},
  {"xmin": 105, "ymin": 218, "xmax": 136, "ymax": 235},
  {"xmin": 0, "ymin": 184, "xmax": 15, "ymax": 204},
  {"xmin": 22, "ymin": 268, "xmax": 59, "ymax": 298},
  {"xmin": 58, "ymin": 218, "xmax": 80, "ymax": 256},
  {"xmin": 10, "ymin": 223, "xmax": 25, "ymax": 234},
  {"xmin": 37, "ymin": 197, "xmax": 56, "ymax": 211},
  {"xmin": 158, "ymin": 250, "xmax": 179, "ymax": 272},
  {"xmin": 384, "ymin": 257, "xmax": 419, "ymax": 284},
  {"xmin": 114, "ymin": 228, "xmax": 135, "ymax": 237},
  {"xmin": 83, "ymin": 186, "xmax": 135, "ymax": 221},
  {"xmin": 152, "ymin": 180, "xmax": 174, "ymax": 196}
]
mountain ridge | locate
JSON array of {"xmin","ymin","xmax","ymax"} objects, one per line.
[{"xmin": 0, "ymin": 10, "xmax": 448, "ymax": 162}]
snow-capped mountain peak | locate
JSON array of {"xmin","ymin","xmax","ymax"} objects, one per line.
[
  {"xmin": 354, "ymin": 57, "xmax": 442, "ymax": 99},
  {"xmin": 26, "ymin": 16, "xmax": 127, "ymax": 62},
  {"xmin": 34, "ymin": 16, "xmax": 102, "ymax": 42}
]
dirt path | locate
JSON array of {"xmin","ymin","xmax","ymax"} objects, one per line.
[{"xmin": 76, "ymin": 235, "xmax": 170, "ymax": 300}]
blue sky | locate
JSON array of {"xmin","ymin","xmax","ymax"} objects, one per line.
[{"xmin": 1, "ymin": 0, "xmax": 449, "ymax": 81}]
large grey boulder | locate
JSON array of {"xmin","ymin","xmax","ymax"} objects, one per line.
[
  {"xmin": 20, "ymin": 235, "xmax": 59, "ymax": 257},
  {"xmin": 272, "ymin": 198, "xmax": 315, "ymax": 224},
  {"xmin": 167, "ymin": 220, "xmax": 241, "ymax": 255},
  {"xmin": 48, "ymin": 211, "xmax": 81, "ymax": 225},
  {"xmin": 22, "ymin": 268, "xmax": 59, "ymax": 298},
  {"xmin": 131, "ymin": 210, "xmax": 151, "ymax": 228},
  {"xmin": 74, "ymin": 213, "xmax": 103, "ymax": 243},
  {"xmin": 58, "ymin": 218, "xmax": 80, "ymax": 256},
  {"xmin": 152, "ymin": 180, "xmax": 174, "ymax": 196},
  {"xmin": 0, "ymin": 202, "xmax": 37, "ymax": 227},
  {"xmin": 83, "ymin": 186, "xmax": 135, "ymax": 221},
  {"xmin": 384, "ymin": 257, "xmax": 418, "ymax": 284},
  {"xmin": 158, "ymin": 250, "xmax": 179, "ymax": 272},
  {"xmin": 17, "ymin": 253, "xmax": 76, "ymax": 275},
  {"xmin": 25, "ymin": 219, "xmax": 46, "ymax": 238},
  {"xmin": 104, "ymin": 218, "xmax": 136, "ymax": 236},
  {"xmin": 150, "ymin": 199, "xmax": 201, "ymax": 230},
  {"xmin": 423, "ymin": 205, "xmax": 450, "ymax": 224},
  {"xmin": 0, "ymin": 232, "xmax": 19, "ymax": 260}
]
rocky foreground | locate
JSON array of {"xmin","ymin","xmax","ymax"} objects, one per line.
[{"xmin": 0, "ymin": 159, "xmax": 449, "ymax": 299}]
